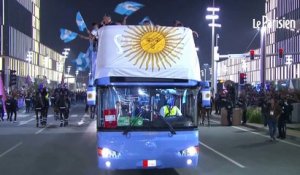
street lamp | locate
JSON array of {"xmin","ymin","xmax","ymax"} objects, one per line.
[
  {"xmin": 75, "ymin": 70, "xmax": 79, "ymax": 91},
  {"xmin": 202, "ymin": 63, "xmax": 210, "ymax": 82},
  {"xmin": 26, "ymin": 51, "xmax": 33, "ymax": 77},
  {"xmin": 61, "ymin": 48, "xmax": 71, "ymax": 84},
  {"xmin": 285, "ymin": 55, "xmax": 293, "ymax": 80},
  {"xmin": 206, "ymin": 6, "xmax": 221, "ymax": 94},
  {"xmin": 66, "ymin": 65, "xmax": 71, "ymax": 87}
]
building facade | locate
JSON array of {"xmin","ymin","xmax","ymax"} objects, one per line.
[
  {"xmin": 0, "ymin": 0, "xmax": 66, "ymax": 90},
  {"xmin": 217, "ymin": 0, "xmax": 300, "ymax": 88}
]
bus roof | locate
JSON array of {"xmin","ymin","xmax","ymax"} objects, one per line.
[{"xmin": 95, "ymin": 25, "xmax": 201, "ymax": 83}]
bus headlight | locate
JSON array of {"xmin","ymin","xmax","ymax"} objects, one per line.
[
  {"xmin": 97, "ymin": 147, "xmax": 120, "ymax": 158},
  {"xmin": 179, "ymin": 146, "xmax": 199, "ymax": 156}
]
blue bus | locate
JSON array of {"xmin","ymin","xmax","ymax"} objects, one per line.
[{"xmin": 95, "ymin": 25, "xmax": 201, "ymax": 170}]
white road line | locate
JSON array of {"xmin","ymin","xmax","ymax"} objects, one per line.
[
  {"xmin": 200, "ymin": 142, "xmax": 246, "ymax": 168},
  {"xmin": 232, "ymin": 126, "xmax": 300, "ymax": 148},
  {"xmin": 211, "ymin": 118, "xmax": 300, "ymax": 148},
  {"xmin": 35, "ymin": 123, "xmax": 54, "ymax": 135},
  {"xmin": 18, "ymin": 118, "xmax": 35, "ymax": 126},
  {"xmin": 35, "ymin": 127, "xmax": 46, "ymax": 135},
  {"xmin": 210, "ymin": 119, "xmax": 219, "ymax": 124},
  {"xmin": 0, "ymin": 142, "xmax": 23, "ymax": 158},
  {"xmin": 71, "ymin": 114, "xmax": 78, "ymax": 118}
]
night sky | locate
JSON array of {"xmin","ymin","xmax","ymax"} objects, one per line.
[{"xmin": 40, "ymin": 0, "xmax": 265, "ymax": 74}]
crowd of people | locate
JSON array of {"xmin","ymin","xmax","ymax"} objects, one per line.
[
  {"xmin": 0, "ymin": 84, "xmax": 88, "ymax": 128},
  {"xmin": 213, "ymin": 83, "xmax": 296, "ymax": 141}
]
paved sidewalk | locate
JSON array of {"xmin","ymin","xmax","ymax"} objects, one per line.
[{"xmin": 211, "ymin": 113, "xmax": 300, "ymax": 138}]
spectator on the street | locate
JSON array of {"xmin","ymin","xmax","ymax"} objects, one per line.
[
  {"xmin": 237, "ymin": 95, "xmax": 247, "ymax": 125},
  {"xmin": 41, "ymin": 87, "xmax": 49, "ymax": 126},
  {"xmin": 25, "ymin": 94, "xmax": 31, "ymax": 113},
  {"xmin": 214, "ymin": 93, "xmax": 221, "ymax": 115},
  {"xmin": 5, "ymin": 95, "xmax": 13, "ymax": 122},
  {"xmin": 225, "ymin": 96, "xmax": 233, "ymax": 126},
  {"xmin": 10, "ymin": 95, "xmax": 18, "ymax": 123},
  {"xmin": 266, "ymin": 98, "xmax": 280, "ymax": 141},
  {"xmin": 286, "ymin": 97, "xmax": 294, "ymax": 123}
]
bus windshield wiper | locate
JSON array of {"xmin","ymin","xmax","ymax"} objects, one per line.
[
  {"xmin": 123, "ymin": 114, "xmax": 141, "ymax": 135},
  {"xmin": 158, "ymin": 116, "xmax": 176, "ymax": 135}
]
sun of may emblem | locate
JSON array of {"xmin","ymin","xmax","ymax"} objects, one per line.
[{"xmin": 121, "ymin": 25, "xmax": 184, "ymax": 71}]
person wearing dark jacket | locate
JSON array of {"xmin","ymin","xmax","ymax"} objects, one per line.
[
  {"xmin": 41, "ymin": 88, "xmax": 49, "ymax": 126},
  {"xmin": 225, "ymin": 98, "xmax": 233, "ymax": 126},
  {"xmin": 25, "ymin": 94, "xmax": 31, "ymax": 113},
  {"xmin": 5, "ymin": 96, "xmax": 17, "ymax": 122},
  {"xmin": 34, "ymin": 92, "xmax": 44, "ymax": 127},
  {"xmin": 266, "ymin": 98, "xmax": 281, "ymax": 141},
  {"xmin": 5, "ymin": 96, "xmax": 12, "ymax": 121}
]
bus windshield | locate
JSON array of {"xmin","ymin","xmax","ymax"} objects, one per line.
[{"xmin": 97, "ymin": 87, "xmax": 199, "ymax": 131}]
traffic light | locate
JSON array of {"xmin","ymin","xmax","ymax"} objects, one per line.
[
  {"xmin": 279, "ymin": 48, "xmax": 284, "ymax": 59},
  {"xmin": 9, "ymin": 70, "xmax": 17, "ymax": 86},
  {"xmin": 250, "ymin": 50, "xmax": 255, "ymax": 60},
  {"xmin": 239, "ymin": 73, "xmax": 247, "ymax": 85}
]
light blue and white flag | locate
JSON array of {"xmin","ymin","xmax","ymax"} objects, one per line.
[
  {"xmin": 60, "ymin": 28, "xmax": 78, "ymax": 43},
  {"xmin": 72, "ymin": 52, "xmax": 89, "ymax": 71},
  {"xmin": 139, "ymin": 16, "xmax": 153, "ymax": 25},
  {"xmin": 76, "ymin": 12, "xmax": 87, "ymax": 32},
  {"xmin": 201, "ymin": 89, "xmax": 211, "ymax": 108},
  {"xmin": 87, "ymin": 86, "xmax": 96, "ymax": 105},
  {"xmin": 114, "ymin": 1, "xmax": 144, "ymax": 16}
]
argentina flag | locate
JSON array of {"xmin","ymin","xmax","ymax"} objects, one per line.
[
  {"xmin": 139, "ymin": 16, "xmax": 153, "ymax": 25},
  {"xmin": 201, "ymin": 88, "xmax": 211, "ymax": 108},
  {"xmin": 72, "ymin": 52, "xmax": 88, "ymax": 71},
  {"xmin": 60, "ymin": 28, "xmax": 78, "ymax": 43},
  {"xmin": 114, "ymin": 1, "xmax": 144, "ymax": 16},
  {"xmin": 76, "ymin": 12, "xmax": 87, "ymax": 32}
]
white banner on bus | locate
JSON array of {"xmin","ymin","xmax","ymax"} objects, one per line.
[{"xmin": 95, "ymin": 25, "xmax": 201, "ymax": 82}]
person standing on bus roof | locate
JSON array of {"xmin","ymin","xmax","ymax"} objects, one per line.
[
  {"xmin": 159, "ymin": 96, "xmax": 182, "ymax": 117},
  {"xmin": 101, "ymin": 14, "xmax": 116, "ymax": 26}
]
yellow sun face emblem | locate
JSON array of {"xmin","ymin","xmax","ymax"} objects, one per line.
[
  {"xmin": 140, "ymin": 32, "xmax": 166, "ymax": 54},
  {"xmin": 87, "ymin": 93, "xmax": 93, "ymax": 99},
  {"xmin": 122, "ymin": 25, "xmax": 184, "ymax": 71},
  {"xmin": 205, "ymin": 93, "xmax": 210, "ymax": 99}
]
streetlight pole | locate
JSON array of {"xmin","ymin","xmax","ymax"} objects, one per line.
[
  {"xmin": 285, "ymin": 55, "xmax": 293, "ymax": 87},
  {"xmin": 61, "ymin": 48, "xmax": 70, "ymax": 84},
  {"xmin": 67, "ymin": 65, "xmax": 71, "ymax": 88},
  {"xmin": 260, "ymin": 27, "xmax": 266, "ymax": 92},
  {"xmin": 26, "ymin": 51, "xmax": 33, "ymax": 78},
  {"xmin": 75, "ymin": 70, "xmax": 79, "ymax": 91},
  {"xmin": 206, "ymin": 6, "xmax": 221, "ymax": 95}
]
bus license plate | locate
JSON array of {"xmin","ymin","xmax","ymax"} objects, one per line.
[{"xmin": 143, "ymin": 160, "xmax": 156, "ymax": 168}]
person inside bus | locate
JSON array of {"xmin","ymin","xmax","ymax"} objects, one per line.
[
  {"xmin": 115, "ymin": 101, "xmax": 122, "ymax": 118},
  {"xmin": 141, "ymin": 105, "xmax": 151, "ymax": 120},
  {"xmin": 159, "ymin": 96, "xmax": 182, "ymax": 117}
]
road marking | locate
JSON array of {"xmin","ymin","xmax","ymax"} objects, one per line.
[
  {"xmin": 232, "ymin": 126, "xmax": 300, "ymax": 148},
  {"xmin": 71, "ymin": 114, "xmax": 78, "ymax": 118},
  {"xmin": 35, "ymin": 127, "xmax": 46, "ymax": 135},
  {"xmin": 211, "ymin": 118, "xmax": 300, "ymax": 148},
  {"xmin": 0, "ymin": 142, "xmax": 23, "ymax": 158},
  {"xmin": 35, "ymin": 123, "xmax": 54, "ymax": 135},
  {"xmin": 17, "ymin": 114, "xmax": 31, "ymax": 118},
  {"xmin": 18, "ymin": 118, "xmax": 35, "ymax": 126},
  {"xmin": 210, "ymin": 119, "xmax": 219, "ymax": 124},
  {"xmin": 200, "ymin": 142, "xmax": 246, "ymax": 168}
]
